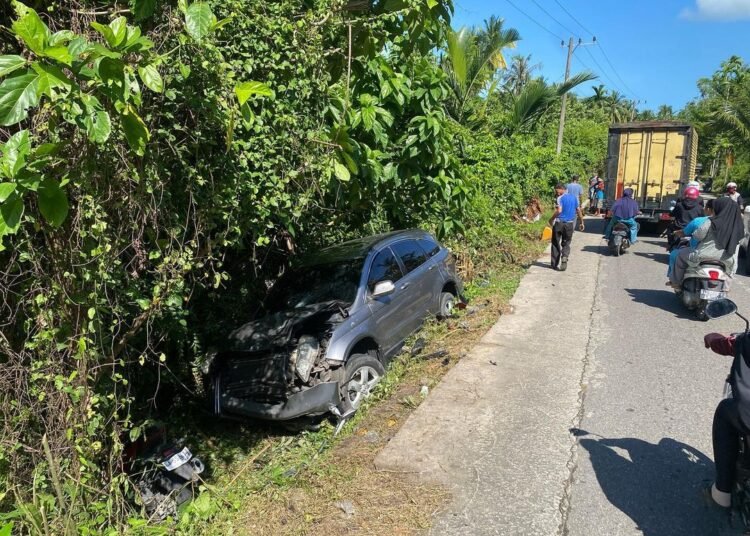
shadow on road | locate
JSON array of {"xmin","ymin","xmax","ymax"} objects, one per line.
[
  {"xmin": 624, "ymin": 288, "xmax": 694, "ymax": 319},
  {"xmin": 633, "ymin": 251, "xmax": 670, "ymax": 264},
  {"xmin": 573, "ymin": 431, "xmax": 735, "ymax": 535}
]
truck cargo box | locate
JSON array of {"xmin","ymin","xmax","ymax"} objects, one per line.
[{"xmin": 605, "ymin": 121, "xmax": 698, "ymax": 224}]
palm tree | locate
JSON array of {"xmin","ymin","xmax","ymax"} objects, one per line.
[
  {"xmin": 657, "ymin": 105, "xmax": 674, "ymax": 120},
  {"xmin": 504, "ymin": 71, "xmax": 597, "ymax": 134},
  {"xmin": 503, "ymin": 54, "xmax": 541, "ymax": 96},
  {"xmin": 441, "ymin": 17, "xmax": 520, "ymax": 123},
  {"xmin": 605, "ymin": 90, "xmax": 630, "ymax": 122},
  {"xmin": 587, "ymin": 84, "xmax": 608, "ymax": 105}
]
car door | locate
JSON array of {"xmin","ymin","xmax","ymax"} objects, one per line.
[
  {"xmin": 389, "ymin": 239, "xmax": 432, "ymax": 332},
  {"xmin": 365, "ymin": 247, "xmax": 410, "ymax": 354},
  {"xmin": 416, "ymin": 236, "xmax": 445, "ymax": 314}
]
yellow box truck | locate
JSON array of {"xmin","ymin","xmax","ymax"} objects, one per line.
[{"xmin": 605, "ymin": 121, "xmax": 698, "ymax": 225}]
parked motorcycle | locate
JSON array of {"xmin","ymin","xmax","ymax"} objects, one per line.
[
  {"xmin": 122, "ymin": 424, "xmax": 205, "ymax": 521},
  {"xmin": 608, "ymin": 221, "xmax": 634, "ymax": 256},
  {"xmin": 705, "ymin": 299, "xmax": 750, "ymax": 528},
  {"xmin": 676, "ymin": 260, "xmax": 730, "ymax": 320}
]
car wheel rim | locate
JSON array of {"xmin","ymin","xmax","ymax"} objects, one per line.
[
  {"xmin": 443, "ymin": 297, "xmax": 454, "ymax": 316},
  {"xmin": 347, "ymin": 366, "xmax": 381, "ymax": 408}
]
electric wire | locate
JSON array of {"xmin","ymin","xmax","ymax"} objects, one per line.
[
  {"xmin": 552, "ymin": 0, "xmax": 596, "ymax": 36},
  {"xmin": 528, "ymin": 0, "xmax": 580, "ymax": 38},
  {"xmin": 583, "ymin": 46, "xmax": 627, "ymax": 96},
  {"xmin": 502, "ymin": 0, "xmax": 565, "ymax": 42},
  {"xmin": 597, "ymin": 43, "xmax": 641, "ymax": 100}
]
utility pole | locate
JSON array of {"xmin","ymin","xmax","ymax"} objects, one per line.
[
  {"xmin": 556, "ymin": 38, "xmax": 574, "ymax": 155},
  {"xmin": 556, "ymin": 37, "xmax": 597, "ymax": 155}
]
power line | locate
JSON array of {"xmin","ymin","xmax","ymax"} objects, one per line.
[
  {"xmin": 552, "ymin": 0, "xmax": 595, "ymax": 36},
  {"xmin": 503, "ymin": 0, "xmax": 565, "ymax": 42},
  {"xmin": 582, "ymin": 46, "xmax": 627, "ymax": 96},
  {"xmin": 596, "ymin": 43, "xmax": 641, "ymax": 100},
  {"xmin": 528, "ymin": 0, "xmax": 580, "ymax": 38}
]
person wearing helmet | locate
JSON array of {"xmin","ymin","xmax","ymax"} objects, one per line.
[
  {"xmin": 726, "ymin": 182, "xmax": 744, "ymax": 210},
  {"xmin": 668, "ymin": 186, "xmax": 705, "ymax": 250}
]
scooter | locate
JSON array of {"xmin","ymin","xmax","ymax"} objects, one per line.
[
  {"xmin": 705, "ymin": 299, "xmax": 750, "ymax": 528},
  {"xmin": 608, "ymin": 221, "xmax": 633, "ymax": 256},
  {"xmin": 677, "ymin": 260, "xmax": 730, "ymax": 320},
  {"xmin": 122, "ymin": 423, "xmax": 206, "ymax": 521}
]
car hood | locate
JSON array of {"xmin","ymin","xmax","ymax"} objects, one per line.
[{"xmin": 225, "ymin": 301, "xmax": 347, "ymax": 352}]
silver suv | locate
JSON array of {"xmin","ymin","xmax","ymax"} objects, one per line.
[{"xmin": 203, "ymin": 229, "xmax": 463, "ymax": 422}]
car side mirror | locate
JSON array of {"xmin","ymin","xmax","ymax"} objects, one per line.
[
  {"xmin": 705, "ymin": 299, "xmax": 738, "ymax": 320},
  {"xmin": 371, "ymin": 280, "xmax": 395, "ymax": 298}
]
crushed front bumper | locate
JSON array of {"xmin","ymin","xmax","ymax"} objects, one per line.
[{"xmin": 215, "ymin": 379, "xmax": 340, "ymax": 421}]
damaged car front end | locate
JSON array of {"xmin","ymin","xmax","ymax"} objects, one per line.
[{"xmin": 207, "ymin": 301, "xmax": 350, "ymax": 421}]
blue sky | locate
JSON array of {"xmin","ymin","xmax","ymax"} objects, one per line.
[{"xmin": 452, "ymin": 0, "xmax": 750, "ymax": 111}]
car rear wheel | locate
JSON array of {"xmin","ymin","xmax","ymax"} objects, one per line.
[
  {"xmin": 438, "ymin": 291, "xmax": 456, "ymax": 319},
  {"xmin": 341, "ymin": 354, "xmax": 385, "ymax": 412}
]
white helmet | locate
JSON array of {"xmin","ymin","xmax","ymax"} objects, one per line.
[{"xmin": 727, "ymin": 182, "xmax": 738, "ymax": 189}]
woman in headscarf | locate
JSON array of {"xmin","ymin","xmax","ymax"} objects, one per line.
[
  {"xmin": 669, "ymin": 197, "xmax": 745, "ymax": 287},
  {"xmin": 604, "ymin": 188, "xmax": 640, "ymax": 244}
]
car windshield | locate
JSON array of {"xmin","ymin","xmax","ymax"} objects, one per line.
[{"xmin": 265, "ymin": 259, "xmax": 363, "ymax": 313}]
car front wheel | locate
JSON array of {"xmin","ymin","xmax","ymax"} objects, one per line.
[{"xmin": 341, "ymin": 353, "xmax": 385, "ymax": 412}]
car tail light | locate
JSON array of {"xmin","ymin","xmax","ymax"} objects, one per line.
[{"xmin": 708, "ymin": 270, "xmax": 720, "ymax": 280}]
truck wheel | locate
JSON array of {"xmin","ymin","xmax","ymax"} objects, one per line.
[{"xmin": 340, "ymin": 353, "xmax": 385, "ymax": 412}]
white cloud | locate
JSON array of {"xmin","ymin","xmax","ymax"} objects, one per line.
[{"xmin": 681, "ymin": 0, "xmax": 750, "ymax": 20}]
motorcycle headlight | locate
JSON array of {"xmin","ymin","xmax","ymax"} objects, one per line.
[
  {"xmin": 200, "ymin": 348, "xmax": 218, "ymax": 376},
  {"xmin": 292, "ymin": 335, "xmax": 319, "ymax": 383}
]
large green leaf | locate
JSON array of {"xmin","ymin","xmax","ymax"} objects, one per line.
[
  {"xmin": 235, "ymin": 81, "xmax": 273, "ymax": 105},
  {"xmin": 334, "ymin": 161, "xmax": 350, "ymax": 182},
  {"xmin": 41, "ymin": 46, "xmax": 73, "ymax": 66},
  {"xmin": 130, "ymin": 0, "xmax": 157, "ymax": 21},
  {"xmin": 0, "ymin": 56, "xmax": 26, "ymax": 77},
  {"xmin": 109, "ymin": 17, "xmax": 128, "ymax": 48},
  {"xmin": 85, "ymin": 111, "xmax": 112, "ymax": 143},
  {"xmin": 0, "ymin": 183, "xmax": 16, "ymax": 202},
  {"xmin": 0, "ymin": 194, "xmax": 24, "ymax": 234},
  {"xmin": 120, "ymin": 107, "xmax": 149, "ymax": 155},
  {"xmin": 0, "ymin": 70, "xmax": 41, "ymax": 126},
  {"xmin": 185, "ymin": 3, "xmax": 216, "ymax": 40},
  {"xmin": 1, "ymin": 130, "xmax": 30, "ymax": 179},
  {"xmin": 38, "ymin": 180, "xmax": 68, "ymax": 228},
  {"xmin": 11, "ymin": 2, "xmax": 49, "ymax": 55},
  {"xmin": 48, "ymin": 30, "xmax": 75, "ymax": 47},
  {"xmin": 32, "ymin": 63, "xmax": 72, "ymax": 98},
  {"xmin": 138, "ymin": 64, "xmax": 164, "ymax": 93},
  {"xmin": 91, "ymin": 22, "xmax": 116, "ymax": 48}
]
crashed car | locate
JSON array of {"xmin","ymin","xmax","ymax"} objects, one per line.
[{"xmin": 202, "ymin": 229, "xmax": 463, "ymax": 422}]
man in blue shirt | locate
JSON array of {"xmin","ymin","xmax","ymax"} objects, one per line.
[
  {"xmin": 566, "ymin": 174, "xmax": 584, "ymax": 205},
  {"xmin": 550, "ymin": 183, "xmax": 585, "ymax": 271}
]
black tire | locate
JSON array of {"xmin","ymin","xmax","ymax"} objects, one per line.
[
  {"xmin": 339, "ymin": 353, "xmax": 385, "ymax": 412},
  {"xmin": 438, "ymin": 291, "xmax": 456, "ymax": 319},
  {"xmin": 612, "ymin": 237, "xmax": 622, "ymax": 257},
  {"xmin": 696, "ymin": 304, "xmax": 709, "ymax": 321}
]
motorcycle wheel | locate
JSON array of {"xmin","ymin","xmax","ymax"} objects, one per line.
[
  {"xmin": 612, "ymin": 236, "xmax": 622, "ymax": 257},
  {"xmin": 695, "ymin": 301, "xmax": 709, "ymax": 321}
]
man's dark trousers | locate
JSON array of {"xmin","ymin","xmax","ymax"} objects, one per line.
[{"xmin": 551, "ymin": 221, "xmax": 575, "ymax": 269}]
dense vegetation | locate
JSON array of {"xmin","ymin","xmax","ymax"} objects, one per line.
[{"xmin": 0, "ymin": 1, "xmax": 610, "ymax": 533}]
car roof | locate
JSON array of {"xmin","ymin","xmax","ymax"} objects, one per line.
[{"xmin": 300, "ymin": 229, "xmax": 433, "ymax": 266}]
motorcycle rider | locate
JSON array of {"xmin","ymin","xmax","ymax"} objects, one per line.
[
  {"xmin": 668, "ymin": 186, "xmax": 704, "ymax": 250},
  {"xmin": 668, "ymin": 197, "xmax": 744, "ymax": 288},
  {"xmin": 726, "ymin": 182, "xmax": 745, "ymax": 211},
  {"xmin": 603, "ymin": 187, "xmax": 640, "ymax": 244},
  {"xmin": 667, "ymin": 199, "xmax": 713, "ymax": 279},
  {"xmin": 703, "ymin": 330, "xmax": 750, "ymax": 508}
]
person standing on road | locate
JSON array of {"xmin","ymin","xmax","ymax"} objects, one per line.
[
  {"xmin": 566, "ymin": 174, "xmax": 584, "ymax": 206},
  {"xmin": 726, "ymin": 182, "xmax": 745, "ymax": 211},
  {"xmin": 550, "ymin": 183, "xmax": 585, "ymax": 271},
  {"xmin": 593, "ymin": 180, "xmax": 606, "ymax": 216}
]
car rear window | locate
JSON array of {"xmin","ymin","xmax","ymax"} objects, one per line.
[
  {"xmin": 391, "ymin": 240, "xmax": 428, "ymax": 274},
  {"xmin": 417, "ymin": 237, "xmax": 440, "ymax": 258},
  {"xmin": 368, "ymin": 248, "xmax": 403, "ymax": 288}
]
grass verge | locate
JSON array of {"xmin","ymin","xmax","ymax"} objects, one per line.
[{"xmin": 152, "ymin": 217, "xmax": 550, "ymax": 536}]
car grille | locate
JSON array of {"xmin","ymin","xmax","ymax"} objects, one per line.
[{"xmin": 219, "ymin": 351, "xmax": 290, "ymax": 404}]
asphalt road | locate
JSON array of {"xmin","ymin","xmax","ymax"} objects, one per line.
[
  {"xmin": 377, "ymin": 216, "xmax": 750, "ymax": 535},
  {"xmin": 566, "ymin": 219, "xmax": 750, "ymax": 536}
]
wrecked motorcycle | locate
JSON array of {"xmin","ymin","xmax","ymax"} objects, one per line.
[{"xmin": 123, "ymin": 424, "xmax": 205, "ymax": 521}]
